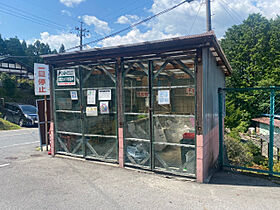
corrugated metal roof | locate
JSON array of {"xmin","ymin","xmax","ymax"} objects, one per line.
[
  {"xmin": 42, "ymin": 31, "xmax": 232, "ymax": 75},
  {"xmin": 252, "ymin": 117, "xmax": 280, "ymax": 128}
]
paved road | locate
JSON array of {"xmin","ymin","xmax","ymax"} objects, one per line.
[
  {"xmin": 0, "ymin": 128, "xmax": 39, "ymax": 167},
  {"xmin": 1, "ymin": 128, "xmax": 280, "ymax": 210}
]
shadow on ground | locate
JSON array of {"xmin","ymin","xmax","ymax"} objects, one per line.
[{"xmin": 209, "ymin": 170, "xmax": 280, "ymax": 187}]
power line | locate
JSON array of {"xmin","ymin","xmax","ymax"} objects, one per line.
[
  {"xmin": 220, "ymin": 0, "xmax": 242, "ymax": 22},
  {"xmin": 0, "ymin": 8, "xmax": 66, "ymax": 31},
  {"xmin": 17, "ymin": 0, "xmax": 79, "ymax": 23},
  {"xmin": 0, "ymin": 2, "xmax": 68, "ymax": 30},
  {"xmin": 188, "ymin": 0, "xmax": 204, "ymax": 35},
  {"xmin": 102, "ymin": 0, "xmax": 151, "ymax": 23},
  {"xmin": 0, "ymin": 3, "xmax": 68, "ymax": 31},
  {"xmin": 218, "ymin": 0, "xmax": 241, "ymax": 24},
  {"xmin": 66, "ymin": 0, "xmax": 194, "ymax": 51}
]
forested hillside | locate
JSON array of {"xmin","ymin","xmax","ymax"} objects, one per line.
[{"xmin": 0, "ymin": 35, "xmax": 65, "ymax": 67}]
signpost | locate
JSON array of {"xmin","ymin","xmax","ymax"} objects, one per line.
[{"xmin": 34, "ymin": 63, "xmax": 50, "ymax": 151}]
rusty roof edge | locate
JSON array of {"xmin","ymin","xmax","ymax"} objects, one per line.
[
  {"xmin": 42, "ymin": 31, "xmax": 213, "ymax": 58},
  {"xmin": 42, "ymin": 31, "xmax": 232, "ymax": 75},
  {"xmin": 209, "ymin": 32, "xmax": 232, "ymax": 75}
]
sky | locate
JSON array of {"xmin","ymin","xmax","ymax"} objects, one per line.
[{"xmin": 0, "ymin": 0, "xmax": 279, "ymax": 51}]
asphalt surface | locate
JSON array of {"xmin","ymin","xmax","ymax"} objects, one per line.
[{"xmin": 1, "ymin": 128, "xmax": 280, "ymax": 210}]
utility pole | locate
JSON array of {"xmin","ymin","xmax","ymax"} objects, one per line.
[
  {"xmin": 75, "ymin": 21, "xmax": 89, "ymax": 51},
  {"xmin": 206, "ymin": 0, "xmax": 212, "ymax": 31}
]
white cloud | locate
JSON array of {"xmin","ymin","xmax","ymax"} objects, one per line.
[
  {"xmin": 83, "ymin": 15, "xmax": 111, "ymax": 35},
  {"xmin": 96, "ymin": 0, "xmax": 280, "ymax": 47},
  {"xmin": 61, "ymin": 10, "xmax": 72, "ymax": 16},
  {"xmin": 100, "ymin": 28, "xmax": 180, "ymax": 47},
  {"xmin": 117, "ymin": 15, "xmax": 140, "ymax": 24},
  {"xmin": 28, "ymin": 32, "xmax": 79, "ymax": 51},
  {"xmin": 60, "ymin": 0, "xmax": 85, "ymax": 7}
]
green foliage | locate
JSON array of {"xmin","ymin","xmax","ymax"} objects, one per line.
[
  {"xmin": 226, "ymin": 131, "xmax": 267, "ymax": 169},
  {"xmin": 0, "ymin": 73, "xmax": 36, "ymax": 105},
  {"xmin": 246, "ymin": 140, "xmax": 266, "ymax": 165},
  {"xmin": 225, "ymin": 134, "xmax": 254, "ymax": 166},
  {"xmin": 0, "ymin": 73, "xmax": 17, "ymax": 96},
  {"xmin": 0, "ymin": 118, "xmax": 21, "ymax": 130},
  {"xmin": 225, "ymin": 100, "xmax": 251, "ymax": 132},
  {"xmin": 0, "ymin": 34, "xmax": 59, "ymax": 68},
  {"xmin": 59, "ymin": 44, "xmax": 66, "ymax": 53},
  {"xmin": 221, "ymin": 13, "xmax": 280, "ymax": 130},
  {"xmin": 0, "ymin": 34, "xmax": 59, "ymax": 104}
]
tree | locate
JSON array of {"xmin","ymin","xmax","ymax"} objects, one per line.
[
  {"xmin": 220, "ymin": 14, "xmax": 280, "ymax": 130},
  {"xmin": 0, "ymin": 34, "xmax": 7, "ymax": 55},
  {"xmin": 5, "ymin": 37, "xmax": 26, "ymax": 57},
  {"xmin": 0, "ymin": 73, "xmax": 17, "ymax": 96},
  {"xmin": 59, "ymin": 44, "xmax": 65, "ymax": 53}
]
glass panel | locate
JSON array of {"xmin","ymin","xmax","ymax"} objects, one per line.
[
  {"xmin": 85, "ymin": 137, "xmax": 117, "ymax": 160},
  {"xmin": 82, "ymin": 64, "xmax": 117, "ymax": 161},
  {"xmin": 82, "ymin": 64, "xmax": 116, "ymax": 88},
  {"xmin": 53, "ymin": 67, "xmax": 82, "ymax": 156},
  {"xmin": 124, "ymin": 62, "xmax": 151, "ymax": 167},
  {"xmin": 154, "ymin": 145, "xmax": 195, "ymax": 174},
  {"xmin": 56, "ymin": 112, "xmax": 81, "ymax": 134},
  {"xmin": 153, "ymin": 58, "xmax": 195, "ymax": 175},
  {"xmin": 55, "ymin": 90, "xmax": 81, "ymax": 111},
  {"xmin": 125, "ymin": 140, "xmax": 150, "ymax": 167},
  {"xmin": 57, "ymin": 133, "xmax": 83, "ymax": 155}
]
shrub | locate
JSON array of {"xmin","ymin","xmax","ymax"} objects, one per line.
[{"xmin": 225, "ymin": 134, "xmax": 254, "ymax": 166}]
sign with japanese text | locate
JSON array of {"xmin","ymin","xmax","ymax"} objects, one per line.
[
  {"xmin": 87, "ymin": 90, "xmax": 96, "ymax": 104},
  {"xmin": 136, "ymin": 91, "xmax": 149, "ymax": 98},
  {"xmin": 70, "ymin": 91, "xmax": 78, "ymax": 100},
  {"xmin": 158, "ymin": 90, "xmax": 170, "ymax": 105},
  {"xmin": 186, "ymin": 88, "xmax": 195, "ymax": 96},
  {"xmin": 98, "ymin": 89, "xmax": 111, "ymax": 101},
  {"xmin": 57, "ymin": 69, "xmax": 76, "ymax": 86},
  {"xmin": 34, "ymin": 63, "xmax": 50, "ymax": 95}
]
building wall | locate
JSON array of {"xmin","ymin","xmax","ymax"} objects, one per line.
[{"xmin": 196, "ymin": 48, "xmax": 225, "ymax": 182}]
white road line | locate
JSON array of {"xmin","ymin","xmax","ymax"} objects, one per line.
[
  {"xmin": 0, "ymin": 133, "xmax": 34, "ymax": 138},
  {"xmin": 0, "ymin": 163, "xmax": 10, "ymax": 168},
  {"xmin": 0, "ymin": 141, "xmax": 39, "ymax": 149}
]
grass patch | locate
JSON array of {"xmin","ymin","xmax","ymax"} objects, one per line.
[{"xmin": 0, "ymin": 118, "xmax": 21, "ymax": 131}]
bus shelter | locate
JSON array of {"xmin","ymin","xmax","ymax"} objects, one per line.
[{"xmin": 43, "ymin": 31, "xmax": 231, "ymax": 182}]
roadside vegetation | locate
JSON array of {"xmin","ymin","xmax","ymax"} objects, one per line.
[
  {"xmin": 221, "ymin": 14, "xmax": 280, "ymax": 132},
  {"xmin": 0, "ymin": 73, "xmax": 37, "ymax": 105},
  {"xmin": 0, "ymin": 117, "xmax": 21, "ymax": 131},
  {"xmin": 221, "ymin": 14, "xmax": 280, "ymax": 173}
]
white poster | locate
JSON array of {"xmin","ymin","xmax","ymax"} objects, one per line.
[
  {"xmin": 57, "ymin": 69, "xmax": 76, "ymax": 86},
  {"xmin": 34, "ymin": 63, "xmax": 50, "ymax": 95},
  {"xmin": 86, "ymin": 107, "xmax": 98, "ymax": 116},
  {"xmin": 87, "ymin": 90, "xmax": 96, "ymax": 104},
  {"xmin": 158, "ymin": 90, "xmax": 170, "ymax": 105},
  {"xmin": 70, "ymin": 91, "xmax": 78, "ymax": 100},
  {"xmin": 100, "ymin": 101, "xmax": 109, "ymax": 114},
  {"xmin": 98, "ymin": 89, "xmax": 111, "ymax": 101}
]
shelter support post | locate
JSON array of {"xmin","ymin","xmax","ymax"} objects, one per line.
[
  {"xmin": 49, "ymin": 65, "xmax": 55, "ymax": 156},
  {"xmin": 44, "ymin": 95, "xmax": 48, "ymax": 151},
  {"xmin": 117, "ymin": 58, "xmax": 124, "ymax": 167},
  {"xmin": 195, "ymin": 48, "xmax": 204, "ymax": 182},
  {"xmin": 148, "ymin": 60, "xmax": 154, "ymax": 170},
  {"xmin": 79, "ymin": 66, "xmax": 86, "ymax": 158},
  {"xmin": 218, "ymin": 88, "xmax": 223, "ymax": 169}
]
